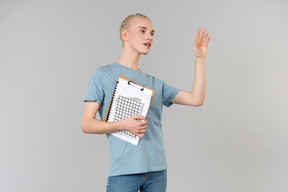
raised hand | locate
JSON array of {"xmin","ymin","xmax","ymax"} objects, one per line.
[{"xmin": 193, "ymin": 28, "xmax": 211, "ymax": 59}]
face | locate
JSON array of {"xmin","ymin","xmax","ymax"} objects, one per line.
[{"xmin": 123, "ymin": 18, "xmax": 154, "ymax": 55}]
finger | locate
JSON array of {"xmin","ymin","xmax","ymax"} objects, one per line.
[
  {"xmin": 200, "ymin": 28, "xmax": 206, "ymax": 40},
  {"xmin": 139, "ymin": 116, "xmax": 146, "ymax": 120},
  {"xmin": 139, "ymin": 124, "xmax": 147, "ymax": 130},
  {"xmin": 137, "ymin": 132, "xmax": 144, "ymax": 138},
  {"xmin": 138, "ymin": 120, "xmax": 147, "ymax": 126},
  {"xmin": 204, "ymin": 32, "xmax": 209, "ymax": 40},
  {"xmin": 195, "ymin": 28, "xmax": 201, "ymax": 42},
  {"xmin": 205, "ymin": 36, "xmax": 211, "ymax": 45},
  {"xmin": 132, "ymin": 115, "xmax": 145, "ymax": 119},
  {"xmin": 136, "ymin": 125, "xmax": 147, "ymax": 132},
  {"xmin": 138, "ymin": 128, "xmax": 147, "ymax": 134},
  {"xmin": 131, "ymin": 115, "xmax": 145, "ymax": 120},
  {"xmin": 137, "ymin": 116, "xmax": 146, "ymax": 120}
]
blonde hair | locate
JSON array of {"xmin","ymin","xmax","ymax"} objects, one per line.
[{"xmin": 119, "ymin": 13, "xmax": 151, "ymax": 44}]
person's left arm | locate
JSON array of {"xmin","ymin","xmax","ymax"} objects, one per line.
[{"xmin": 171, "ymin": 28, "xmax": 211, "ymax": 106}]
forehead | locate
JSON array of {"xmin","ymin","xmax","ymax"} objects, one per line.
[{"xmin": 130, "ymin": 18, "xmax": 154, "ymax": 30}]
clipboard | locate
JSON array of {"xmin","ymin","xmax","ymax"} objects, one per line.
[{"xmin": 104, "ymin": 75, "xmax": 155, "ymax": 145}]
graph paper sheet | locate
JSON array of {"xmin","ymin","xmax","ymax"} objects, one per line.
[{"xmin": 104, "ymin": 75, "xmax": 155, "ymax": 145}]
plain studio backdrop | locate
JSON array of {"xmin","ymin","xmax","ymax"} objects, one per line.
[{"xmin": 0, "ymin": 0, "xmax": 287, "ymax": 191}]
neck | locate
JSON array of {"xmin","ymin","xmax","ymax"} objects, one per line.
[{"xmin": 117, "ymin": 45, "xmax": 140, "ymax": 70}]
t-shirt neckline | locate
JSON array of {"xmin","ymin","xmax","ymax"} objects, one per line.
[{"xmin": 114, "ymin": 62, "xmax": 142, "ymax": 72}]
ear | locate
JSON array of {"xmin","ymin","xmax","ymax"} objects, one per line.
[{"xmin": 121, "ymin": 29, "xmax": 129, "ymax": 41}]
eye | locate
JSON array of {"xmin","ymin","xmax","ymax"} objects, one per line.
[
  {"xmin": 141, "ymin": 30, "xmax": 145, "ymax": 33},
  {"xmin": 151, "ymin": 32, "xmax": 154, "ymax": 36}
]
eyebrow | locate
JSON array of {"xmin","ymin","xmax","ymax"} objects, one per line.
[{"xmin": 138, "ymin": 26, "xmax": 155, "ymax": 33}]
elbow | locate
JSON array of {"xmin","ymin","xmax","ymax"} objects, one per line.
[
  {"xmin": 195, "ymin": 102, "xmax": 204, "ymax": 107},
  {"xmin": 193, "ymin": 102, "xmax": 203, "ymax": 107},
  {"xmin": 187, "ymin": 93, "xmax": 205, "ymax": 106},
  {"xmin": 81, "ymin": 120, "xmax": 89, "ymax": 133},
  {"xmin": 192, "ymin": 98, "xmax": 205, "ymax": 107}
]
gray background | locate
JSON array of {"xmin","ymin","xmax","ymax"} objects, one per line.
[{"xmin": 1, "ymin": 0, "xmax": 287, "ymax": 191}]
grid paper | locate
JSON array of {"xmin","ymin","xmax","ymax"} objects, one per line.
[{"xmin": 114, "ymin": 95, "xmax": 143, "ymax": 139}]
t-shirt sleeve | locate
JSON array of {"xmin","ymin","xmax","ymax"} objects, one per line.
[
  {"xmin": 84, "ymin": 68, "xmax": 105, "ymax": 103},
  {"xmin": 162, "ymin": 81, "xmax": 181, "ymax": 107}
]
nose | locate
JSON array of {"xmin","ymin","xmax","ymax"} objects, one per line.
[
  {"xmin": 147, "ymin": 36, "xmax": 153, "ymax": 43},
  {"xmin": 146, "ymin": 33, "xmax": 153, "ymax": 41}
]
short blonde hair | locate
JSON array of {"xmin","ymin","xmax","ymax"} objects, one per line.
[{"xmin": 119, "ymin": 13, "xmax": 151, "ymax": 44}]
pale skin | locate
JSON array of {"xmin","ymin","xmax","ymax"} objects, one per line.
[{"xmin": 81, "ymin": 18, "xmax": 211, "ymax": 137}]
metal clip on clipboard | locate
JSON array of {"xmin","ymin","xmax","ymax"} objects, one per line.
[{"xmin": 128, "ymin": 80, "xmax": 144, "ymax": 91}]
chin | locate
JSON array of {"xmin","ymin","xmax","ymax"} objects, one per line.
[{"xmin": 141, "ymin": 51, "xmax": 150, "ymax": 55}]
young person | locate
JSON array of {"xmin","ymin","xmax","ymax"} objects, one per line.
[{"xmin": 81, "ymin": 13, "xmax": 211, "ymax": 192}]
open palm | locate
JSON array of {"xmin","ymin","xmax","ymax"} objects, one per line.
[{"xmin": 193, "ymin": 28, "xmax": 211, "ymax": 59}]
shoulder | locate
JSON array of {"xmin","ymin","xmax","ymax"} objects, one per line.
[
  {"xmin": 91, "ymin": 63, "xmax": 116, "ymax": 78},
  {"xmin": 90, "ymin": 63, "xmax": 121, "ymax": 86},
  {"xmin": 92, "ymin": 63, "xmax": 112, "ymax": 74}
]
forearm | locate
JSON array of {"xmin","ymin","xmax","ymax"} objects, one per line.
[
  {"xmin": 171, "ymin": 58, "xmax": 206, "ymax": 106},
  {"xmin": 171, "ymin": 28, "xmax": 209, "ymax": 106},
  {"xmin": 81, "ymin": 118, "xmax": 121, "ymax": 134},
  {"xmin": 190, "ymin": 57, "xmax": 206, "ymax": 104}
]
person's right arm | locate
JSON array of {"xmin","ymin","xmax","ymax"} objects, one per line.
[{"xmin": 81, "ymin": 101, "xmax": 147, "ymax": 138}]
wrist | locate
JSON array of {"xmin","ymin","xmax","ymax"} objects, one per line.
[
  {"xmin": 116, "ymin": 120, "xmax": 127, "ymax": 131},
  {"xmin": 110, "ymin": 121, "xmax": 121, "ymax": 132},
  {"xmin": 195, "ymin": 57, "xmax": 205, "ymax": 64},
  {"xmin": 195, "ymin": 56, "xmax": 205, "ymax": 61}
]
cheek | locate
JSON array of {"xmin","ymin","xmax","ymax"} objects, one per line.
[
  {"xmin": 134, "ymin": 34, "xmax": 143, "ymax": 42},
  {"xmin": 130, "ymin": 35, "xmax": 143, "ymax": 46}
]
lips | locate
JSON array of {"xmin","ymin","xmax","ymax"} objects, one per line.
[{"xmin": 143, "ymin": 42, "xmax": 151, "ymax": 47}]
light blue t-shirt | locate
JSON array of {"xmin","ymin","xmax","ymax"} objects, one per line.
[{"xmin": 84, "ymin": 63, "xmax": 180, "ymax": 176}]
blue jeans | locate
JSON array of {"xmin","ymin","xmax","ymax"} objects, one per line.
[{"xmin": 106, "ymin": 170, "xmax": 167, "ymax": 192}]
